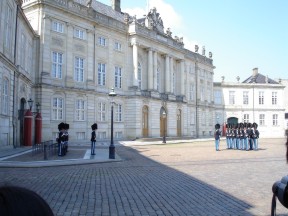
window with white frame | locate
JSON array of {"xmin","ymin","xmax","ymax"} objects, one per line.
[
  {"xmin": 74, "ymin": 28, "xmax": 84, "ymax": 40},
  {"xmin": 115, "ymin": 66, "xmax": 122, "ymax": 88},
  {"xmin": 52, "ymin": 21, "xmax": 64, "ymax": 33},
  {"xmin": 189, "ymin": 83, "xmax": 194, "ymax": 101},
  {"xmin": 98, "ymin": 131, "xmax": 106, "ymax": 139},
  {"xmin": 243, "ymin": 114, "xmax": 249, "ymax": 123},
  {"xmin": 201, "ymin": 112, "xmax": 206, "ymax": 125},
  {"xmin": 115, "ymin": 131, "xmax": 123, "ymax": 139},
  {"xmin": 138, "ymin": 62, "xmax": 142, "ymax": 89},
  {"xmin": 98, "ymin": 36, "xmax": 106, "ymax": 46},
  {"xmin": 52, "ymin": 97, "xmax": 63, "ymax": 120},
  {"xmin": 191, "ymin": 111, "xmax": 195, "ymax": 125},
  {"xmin": 2, "ymin": 78, "xmax": 9, "ymax": 115},
  {"xmin": 20, "ymin": 33, "xmax": 26, "ymax": 69},
  {"xmin": 98, "ymin": 102, "xmax": 106, "ymax": 122},
  {"xmin": 52, "ymin": 52, "xmax": 63, "ymax": 79},
  {"xmin": 4, "ymin": 5, "xmax": 12, "ymax": 50},
  {"xmin": 200, "ymin": 86, "xmax": 204, "ymax": 101},
  {"xmin": 75, "ymin": 99, "xmax": 85, "ymax": 121},
  {"xmin": 114, "ymin": 42, "xmax": 121, "ymax": 51},
  {"xmin": 273, "ymin": 114, "xmax": 278, "ymax": 126},
  {"xmin": 259, "ymin": 114, "xmax": 265, "ymax": 126},
  {"xmin": 259, "ymin": 91, "xmax": 264, "ymax": 105},
  {"xmin": 156, "ymin": 67, "xmax": 160, "ymax": 91},
  {"xmin": 76, "ymin": 132, "xmax": 85, "ymax": 140},
  {"xmin": 214, "ymin": 90, "xmax": 222, "ymax": 104},
  {"xmin": 272, "ymin": 92, "xmax": 277, "ymax": 105},
  {"xmin": 74, "ymin": 57, "xmax": 84, "ymax": 82},
  {"xmin": 115, "ymin": 104, "xmax": 122, "ymax": 122},
  {"xmin": 98, "ymin": 63, "xmax": 106, "ymax": 85},
  {"xmin": 172, "ymin": 72, "xmax": 175, "ymax": 93},
  {"xmin": 243, "ymin": 91, "xmax": 249, "ymax": 105},
  {"xmin": 229, "ymin": 91, "xmax": 235, "ymax": 105}
]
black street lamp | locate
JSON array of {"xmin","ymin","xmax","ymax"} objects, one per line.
[
  {"xmin": 27, "ymin": 98, "xmax": 41, "ymax": 114},
  {"xmin": 108, "ymin": 88, "xmax": 117, "ymax": 159},
  {"xmin": 162, "ymin": 110, "xmax": 166, "ymax": 143}
]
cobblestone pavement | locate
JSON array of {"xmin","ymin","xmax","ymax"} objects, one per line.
[{"xmin": 0, "ymin": 138, "xmax": 287, "ymax": 216}]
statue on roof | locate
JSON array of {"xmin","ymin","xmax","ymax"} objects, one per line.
[{"xmin": 145, "ymin": 7, "xmax": 164, "ymax": 33}]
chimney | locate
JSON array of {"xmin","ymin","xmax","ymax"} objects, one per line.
[
  {"xmin": 252, "ymin": 68, "xmax": 258, "ymax": 77},
  {"xmin": 111, "ymin": 0, "xmax": 121, "ymax": 12}
]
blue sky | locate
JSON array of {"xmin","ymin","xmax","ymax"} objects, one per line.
[{"xmin": 98, "ymin": 0, "xmax": 288, "ymax": 82}]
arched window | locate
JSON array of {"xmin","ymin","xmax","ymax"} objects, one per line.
[
  {"xmin": 2, "ymin": 78, "xmax": 9, "ymax": 114},
  {"xmin": 138, "ymin": 62, "xmax": 142, "ymax": 88}
]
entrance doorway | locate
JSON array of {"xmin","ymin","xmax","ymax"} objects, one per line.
[
  {"xmin": 142, "ymin": 105, "xmax": 149, "ymax": 137},
  {"xmin": 227, "ymin": 117, "xmax": 238, "ymax": 125},
  {"xmin": 177, "ymin": 109, "xmax": 181, "ymax": 136},
  {"xmin": 160, "ymin": 107, "xmax": 167, "ymax": 137}
]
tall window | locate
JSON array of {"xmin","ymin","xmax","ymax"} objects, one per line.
[
  {"xmin": 75, "ymin": 100, "xmax": 85, "ymax": 121},
  {"xmin": 191, "ymin": 111, "xmax": 195, "ymax": 125},
  {"xmin": 98, "ymin": 102, "xmax": 106, "ymax": 121},
  {"xmin": 74, "ymin": 29, "xmax": 84, "ymax": 39},
  {"xmin": 98, "ymin": 37, "xmax": 106, "ymax": 46},
  {"xmin": 272, "ymin": 92, "xmax": 277, "ymax": 105},
  {"xmin": 52, "ymin": 97, "xmax": 63, "ymax": 120},
  {"xmin": 52, "ymin": 21, "xmax": 64, "ymax": 33},
  {"xmin": 52, "ymin": 52, "xmax": 63, "ymax": 78},
  {"xmin": 259, "ymin": 91, "xmax": 264, "ymax": 105},
  {"xmin": 115, "ymin": 104, "xmax": 122, "ymax": 122},
  {"xmin": 2, "ymin": 78, "xmax": 9, "ymax": 114},
  {"xmin": 114, "ymin": 42, "xmax": 121, "ymax": 51},
  {"xmin": 98, "ymin": 63, "xmax": 106, "ymax": 86},
  {"xmin": 214, "ymin": 90, "xmax": 222, "ymax": 104},
  {"xmin": 189, "ymin": 83, "xmax": 194, "ymax": 101},
  {"xmin": 4, "ymin": 5, "xmax": 12, "ymax": 50},
  {"xmin": 259, "ymin": 114, "xmax": 265, "ymax": 126},
  {"xmin": 229, "ymin": 91, "xmax": 235, "ymax": 105},
  {"xmin": 74, "ymin": 57, "xmax": 84, "ymax": 82},
  {"xmin": 243, "ymin": 91, "xmax": 249, "ymax": 105},
  {"xmin": 273, "ymin": 114, "xmax": 278, "ymax": 126},
  {"xmin": 20, "ymin": 33, "xmax": 26, "ymax": 69},
  {"xmin": 243, "ymin": 114, "xmax": 249, "ymax": 123},
  {"xmin": 115, "ymin": 66, "xmax": 122, "ymax": 88},
  {"xmin": 156, "ymin": 67, "xmax": 160, "ymax": 91},
  {"xmin": 138, "ymin": 62, "xmax": 142, "ymax": 89}
]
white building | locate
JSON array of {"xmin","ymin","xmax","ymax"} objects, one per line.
[
  {"xmin": 0, "ymin": 0, "xmax": 216, "ymax": 147},
  {"xmin": 0, "ymin": 0, "xmax": 39, "ymax": 147},
  {"xmin": 214, "ymin": 68, "xmax": 286, "ymax": 138}
]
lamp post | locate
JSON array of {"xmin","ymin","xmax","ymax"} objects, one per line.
[
  {"xmin": 162, "ymin": 110, "xmax": 166, "ymax": 143},
  {"xmin": 108, "ymin": 88, "xmax": 117, "ymax": 159}
]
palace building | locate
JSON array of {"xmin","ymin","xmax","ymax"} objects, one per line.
[{"xmin": 0, "ymin": 0, "xmax": 216, "ymax": 147}]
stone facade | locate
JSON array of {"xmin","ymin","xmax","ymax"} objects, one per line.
[
  {"xmin": 214, "ymin": 69, "xmax": 286, "ymax": 138},
  {"xmin": 16, "ymin": 0, "xmax": 215, "ymax": 144}
]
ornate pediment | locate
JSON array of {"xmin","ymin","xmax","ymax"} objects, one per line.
[{"xmin": 145, "ymin": 7, "xmax": 164, "ymax": 33}]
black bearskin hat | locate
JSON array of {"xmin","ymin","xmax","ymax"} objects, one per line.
[
  {"xmin": 64, "ymin": 123, "xmax": 69, "ymax": 130},
  {"xmin": 215, "ymin": 123, "xmax": 220, "ymax": 129},
  {"xmin": 244, "ymin": 122, "xmax": 247, "ymax": 128},
  {"xmin": 247, "ymin": 123, "xmax": 252, "ymax": 128},
  {"xmin": 252, "ymin": 122, "xmax": 258, "ymax": 129},
  {"xmin": 91, "ymin": 123, "xmax": 98, "ymax": 130},
  {"xmin": 58, "ymin": 122, "xmax": 65, "ymax": 131}
]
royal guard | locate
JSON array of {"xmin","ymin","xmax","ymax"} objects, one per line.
[
  {"xmin": 225, "ymin": 123, "xmax": 229, "ymax": 149},
  {"xmin": 247, "ymin": 123, "xmax": 253, "ymax": 150},
  {"xmin": 214, "ymin": 123, "xmax": 221, "ymax": 151},
  {"xmin": 91, "ymin": 123, "xmax": 98, "ymax": 155},
  {"xmin": 239, "ymin": 123, "xmax": 244, "ymax": 150},
  {"xmin": 252, "ymin": 123, "xmax": 260, "ymax": 150},
  {"xmin": 57, "ymin": 122, "xmax": 65, "ymax": 156},
  {"xmin": 63, "ymin": 123, "xmax": 69, "ymax": 154}
]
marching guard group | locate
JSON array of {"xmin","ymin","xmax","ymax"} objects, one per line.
[
  {"xmin": 214, "ymin": 122, "xmax": 260, "ymax": 151},
  {"xmin": 225, "ymin": 122, "xmax": 260, "ymax": 151},
  {"xmin": 57, "ymin": 122, "xmax": 69, "ymax": 156}
]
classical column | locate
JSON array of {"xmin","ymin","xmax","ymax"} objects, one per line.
[
  {"xmin": 153, "ymin": 51, "xmax": 158, "ymax": 90},
  {"xmin": 148, "ymin": 48, "xmax": 153, "ymax": 90},
  {"xmin": 86, "ymin": 29, "xmax": 94, "ymax": 82},
  {"xmin": 66, "ymin": 24, "xmax": 74, "ymax": 79},
  {"xmin": 165, "ymin": 55, "xmax": 170, "ymax": 93},
  {"xmin": 132, "ymin": 42, "xmax": 138, "ymax": 87},
  {"xmin": 42, "ymin": 16, "xmax": 52, "ymax": 73},
  {"xmin": 170, "ymin": 57, "xmax": 174, "ymax": 94},
  {"xmin": 180, "ymin": 60, "xmax": 185, "ymax": 95}
]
